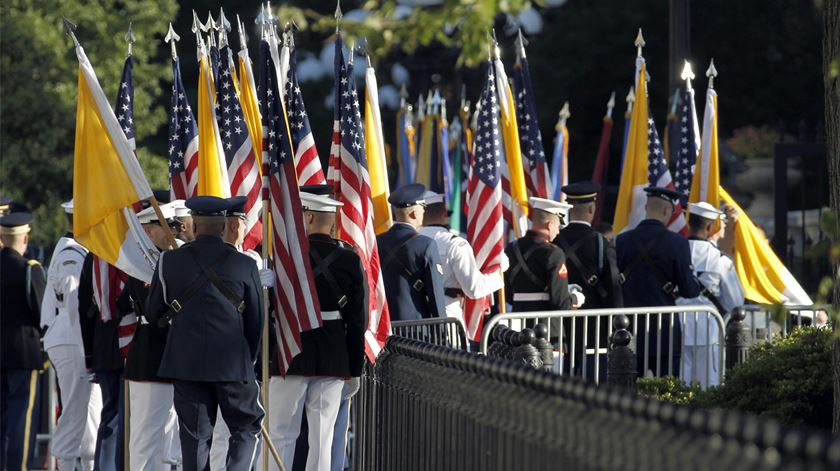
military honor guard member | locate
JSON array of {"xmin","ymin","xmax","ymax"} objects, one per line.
[
  {"xmin": 616, "ymin": 187, "xmax": 700, "ymax": 377},
  {"xmin": 504, "ymin": 197, "xmax": 573, "ymax": 314},
  {"xmin": 0, "ymin": 211, "xmax": 46, "ymax": 471},
  {"xmin": 145, "ymin": 196, "xmax": 264, "ymax": 471},
  {"xmin": 419, "ymin": 191, "xmax": 508, "ymax": 325},
  {"xmin": 553, "ymin": 182, "xmax": 623, "ymax": 380},
  {"xmin": 40, "ymin": 200, "xmax": 102, "ymax": 471},
  {"xmin": 266, "ymin": 187, "xmax": 368, "ymax": 471},
  {"xmin": 121, "ymin": 202, "xmax": 182, "ymax": 471},
  {"xmin": 377, "ymin": 183, "xmax": 446, "ymax": 321},
  {"xmin": 677, "ymin": 202, "xmax": 745, "ymax": 388}
]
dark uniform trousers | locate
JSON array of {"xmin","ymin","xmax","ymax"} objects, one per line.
[
  {"xmin": 146, "ymin": 235, "xmax": 264, "ymax": 471},
  {"xmin": 376, "ymin": 223, "xmax": 446, "ymax": 321},
  {"xmin": 616, "ymin": 219, "xmax": 700, "ymax": 377},
  {"xmin": 553, "ymin": 222, "xmax": 623, "ymax": 381},
  {"xmin": 78, "ymin": 253, "xmax": 124, "ymax": 471},
  {"xmin": 1, "ymin": 247, "xmax": 46, "ymax": 471},
  {"xmin": 503, "ymin": 231, "xmax": 572, "ymax": 342}
]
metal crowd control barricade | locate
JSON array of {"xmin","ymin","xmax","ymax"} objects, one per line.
[
  {"xmin": 741, "ymin": 304, "xmax": 831, "ymax": 341},
  {"xmin": 481, "ymin": 305, "xmax": 725, "ymax": 387},
  {"xmin": 390, "ymin": 318, "xmax": 469, "ymax": 351}
]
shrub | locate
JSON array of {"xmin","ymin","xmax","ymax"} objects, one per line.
[{"xmin": 637, "ymin": 376, "xmax": 702, "ymax": 405}]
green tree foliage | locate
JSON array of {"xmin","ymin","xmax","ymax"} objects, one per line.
[{"xmin": 0, "ymin": 0, "xmax": 177, "ymax": 247}]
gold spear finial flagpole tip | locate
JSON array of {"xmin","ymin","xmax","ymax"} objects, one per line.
[
  {"xmin": 62, "ymin": 16, "xmax": 80, "ymax": 47},
  {"xmin": 125, "ymin": 22, "xmax": 136, "ymax": 56},
  {"xmin": 335, "ymin": 0, "xmax": 343, "ymax": 32},
  {"xmin": 706, "ymin": 58, "xmax": 718, "ymax": 89},
  {"xmin": 559, "ymin": 101, "xmax": 571, "ymax": 119},
  {"xmin": 626, "ymin": 86, "xmax": 635, "ymax": 103},
  {"xmin": 635, "ymin": 28, "xmax": 645, "ymax": 57},
  {"xmin": 681, "ymin": 60, "xmax": 695, "ymax": 81},
  {"xmin": 164, "ymin": 22, "xmax": 180, "ymax": 59},
  {"xmin": 515, "ymin": 28, "xmax": 527, "ymax": 62}
]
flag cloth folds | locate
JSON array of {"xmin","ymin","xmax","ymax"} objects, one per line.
[
  {"xmin": 217, "ymin": 46, "xmax": 262, "ymax": 250},
  {"xmin": 647, "ymin": 110, "xmax": 687, "ymax": 235},
  {"xmin": 464, "ymin": 66, "xmax": 505, "ymax": 341},
  {"xmin": 72, "ymin": 44, "xmax": 157, "ymax": 285},
  {"xmin": 415, "ymin": 110, "xmax": 442, "ymax": 194},
  {"xmin": 550, "ymin": 115, "xmax": 569, "ymax": 202},
  {"xmin": 513, "ymin": 56, "xmax": 551, "ymax": 199},
  {"xmin": 592, "ymin": 109, "xmax": 614, "ymax": 225},
  {"xmin": 720, "ymin": 188, "xmax": 812, "ymax": 305},
  {"xmin": 259, "ymin": 40, "xmax": 323, "ymax": 375},
  {"xmin": 493, "ymin": 57, "xmax": 529, "ymax": 237},
  {"xmin": 197, "ymin": 44, "xmax": 230, "ymax": 197},
  {"xmin": 167, "ymin": 57, "xmax": 199, "ymax": 200},
  {"xmin": 689, "ymin": 87, "xmax": 720, "ymax": 207},
  {"xmin": 673, "ymin": 85, "xmax": 700, "ymax": 198},
  {"xmin": 285, "ymin": 48, "xmax": 326, "ymax": 186},
  {"xmin": 614, "ymin": 63, "xmax": 650, "ymax": 233},
  {"xmin": 364, "ymin": 65, "xmax": 393, "ymax": 234},
  {"xmin": 327, "ymin": 36, "xmax": 390, "ymax": 360},
  {"xmin": 395, "ymin": 104, "xmax": 416, "ymax": 186},
  {"xmin": 238, "ymin": 46, "xmax": 262, "ymax": 162}
]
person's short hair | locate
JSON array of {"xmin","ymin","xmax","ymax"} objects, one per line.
[
  {"xmin": 530, "ymin": 208, "xmax": 560, "ymax": 225},
  {"xmin": 687, "ymin": 213, "xmax": 715, "ymax": 233},
  {"xmin": 594, "ymin": 222, "xmax": 613, "ymax": 234}
]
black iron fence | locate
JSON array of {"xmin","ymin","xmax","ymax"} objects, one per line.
[
  {"xmin": 390, "ymin": 317, "xmax": 469, "ymax": 351},
  {"xmin": 353, "ymin": 336, "xmax": 839, "ymax": 471}
]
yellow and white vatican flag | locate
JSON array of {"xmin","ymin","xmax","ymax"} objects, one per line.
[
  {"xmin": 689, "ymin": 61, "xmax": 720, "ymax": 208},
  {"xmin": 72, "ymin": 44, "xmax": 157, "ymax": 283},
  {"xmin": 365, "ymin": 64, "xmax": 393, "ymax": 234},
  {"xmin": 614, "ymin": 59, "xmax": 650, "ymax": 233},
  {"xmin": 196, "ymin": 43, "xmax": 230, "ymax": 197}
]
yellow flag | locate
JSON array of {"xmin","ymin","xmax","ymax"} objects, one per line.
[
  {"xmin": 720, "ymin": 188, "xmax": 812, "ymax": 305},
  {"xmin": 414, "ymin": 114, "xmax": 436, "ymax": 187},
  {"xmin": 72, "ymin": 45, "xmax": 157, "ymax": 283},
  {"xmin": 197, "ymin": 52, "xmax": 230, "ymax": 197},
  {"xmin": 364, "ymin": 66, "xmax": 393, "ymax": 234},
  {"xmin": 690, "ymin": 89, "xmax": 720, "ymax": 207},
  {"xmin": 238, "ymin": 50, "xmax": 262, "ymax": 166},
  {"xmin": 493, "ymin": 58, "xmax": 529, "ymax": 236},
  {"xmin": 614, "ymin": 62, "xmax": 650, "ymax": 233}
]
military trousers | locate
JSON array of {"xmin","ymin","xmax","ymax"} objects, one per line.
[
  {"xmin": 93, "ymin": 370, "xmax": 124, "ymax": 471},
  {"xmin": 173, "ymin": 379, "xmax": 264, "ymax": 471},
  {"xmin": 128, "ymin": 381, "xmax": 180, "ymax": 471},
  {"xmin": 48, "ymin": 344, "xmax": 101, "ymax": 467},
  {"xmin": 0, "ymin": 368, "xmax": 41, "ymax": 471}
]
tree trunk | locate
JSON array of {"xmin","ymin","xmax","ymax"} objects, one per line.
[{"xmin": 824, "ymin": 0, "xmax": 840, "ymax": 435}]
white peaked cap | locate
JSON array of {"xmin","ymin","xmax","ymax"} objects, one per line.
[
  {"xmin": 61, "ymin": 200, "xmax": 74, "ymax": 214},
  {"xmin": 170, "ymin": 200, "xmax": 190, "ymax": 218},
  {"xmin": 300, "ymin": 192, "xmax": 343, "ymax": 213},
  {"xmin": 422, "ymin": 191, "xmax": 445, "ymax": 205},
  {"xmin": 688, "ymin": 201, "xmax": 723, "ymax": 220},
  {"xmin": 137, "ymin": 202, "xmax": 176, "ymax": 224},
  {"xmin": 528, "ymin": 197, "xmax": 572, "ymax": 216}
]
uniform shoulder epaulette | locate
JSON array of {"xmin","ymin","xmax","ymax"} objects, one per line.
[
  {"xmin": 26, "ymin": 259, "xmax": 41, "ymax": 266},
  {"xmin": 336, "ymin": 240, "xmax": 359, "ymax": 254}
]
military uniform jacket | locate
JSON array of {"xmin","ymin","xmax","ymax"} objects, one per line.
[
  {"xmin": 41, "ymin": 235, "xmax": 88, "ymax": 350},
  {"xmin": 78, "ymin": 253, "xmax": 123, "ymax": 371},
  {"xmin": 120, "ymin": 276, "xmax": 170, "ymax": 382},
  {"xmin": 146, "ymin": 235, "xmax": 263, "ymax": 382},
  {"xmin": 273, "ymin": 234, "xmax": 369, "ymax": 378},
  {"xmin": 376, "ymin": 223, "xmax": 445, "ymax": 321},
  {"xmin": 1, "ymin": 247, "xmax": 46, "ymax": 370},
  {"xmin": 504, "ymin": 230, "xmax": 572, "ymax": 313},
  {"xmin": 553, "ymin": 222, "xmax": 623, "ymax": 310},
  {"xmin": 616, "ymin": 219, "xmax": 700, "ymax": 308}
]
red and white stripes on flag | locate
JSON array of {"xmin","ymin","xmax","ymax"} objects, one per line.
[
  {"xmin": 167, "ymin": 57, "xmax": 199, "ymax": 201},
  {"xmin": 260, "ymin": 39, "xmax": 323, "ymax": 374},
  {"xmin": 91, "ymin": 255, "xmax": 135, "ymax": 357},
  {"xmin": 284, "ymin": 45, "xmax": 326, "ymax": 186},
  {"xmin": 463, "ymin": 67, "xmax": 505, "ymax": 341},
  {"xmin": 327, "ymin": 36, "xmax": 390, "ymax": 359}
]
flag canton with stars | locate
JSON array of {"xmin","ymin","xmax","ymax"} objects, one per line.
[
  {"xmin": 647, "ymin": 113, "xmax": 669, "ymax": 186},
  {"xmin": 513, "ymin": 59, "xmax": 547, "ymax": 178},
  {"xmin": 216, "ymin": 48, "xmax": 251, "ymax": 165},
  {"xmin": 167, "ymin": 58, "xmax": 197, "ymax": 177},
  {"xmin": 473, "ymin": 70, "xmax": 502, "ymax": 188},
  {"xmin": 285, "ymin": 52, "xmax": 314, "ymax": 146},
  {"xmin": 674, "ymin": 87, "xmax": 698, "ymax": 196},
  {"xmin": 263, "ymin": 54, "xmax": 294, "ymax": 171},
  {"xmin": 335, "ymin": 51, "xmax": 367, "ymax": 168},
  {"xmin": 115, "ymin": 56, "xmax": 134, "ymax": 141}
]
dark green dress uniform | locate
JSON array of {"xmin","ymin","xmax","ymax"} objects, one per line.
[
  {"xmin": 0, "ymin": 213, "xmax": 46, "ymax": 471},
  {"xmin": 145, "ymin": 196, "xmax": 264, "ymax": 471},
  {"xmin": 504, "ymin": 229, "xmax": 572, "ymax": 318},
  {"xmin": 376, "ymin": 184, "xmax": 446, "ymax": 321},
  {"xmin": 616, "ymin": 187, "xmax": 700, "ymax": 377}
]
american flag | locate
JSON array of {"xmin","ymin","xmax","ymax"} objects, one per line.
[
  {"xmin": 260, "ymin": 40, "xmax": 322, "ymax": 375},
  {"xmin": 93, "ymin": 55, "xmax": 136, "ymax": 355},
  {"xmin": 167, "ymin": 57, "xmax": 199, "ymax": 200},
  {"xmin": 673, "ymin": 87, "xmax": 699, "ymax": 198},
  {"xmin": 647, "ymin": 112, "xmax": 688, "ymax": 235},
  {"xmin": 284, "ymin": 48, "xmax": 326, "ymax": 186},
  {"xmin": 512, "ymin": 57, "xmax": 550, "ymax": 199},
  {"xmin": 464, "ymin": 67, "xmax": 505, "ymax": 341},
  {"xmin": 326, "ymin": 36, "xmax": 390, "ymax": 359},
  {"xmin": 217, "ymin": 46, "xmax": 262, "ymax": 251}
]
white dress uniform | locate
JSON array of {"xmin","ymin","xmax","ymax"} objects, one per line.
[
  {"xmin": 41, "ymin": 203, "xmax": 103, "ymax": 471},
  {"xmin": 677, "ymin": 205, "xmax": 745, "ymax": 388},
  {"xmin": 418, "ymin": 225, "xmax": 506, "ymax": 325}
]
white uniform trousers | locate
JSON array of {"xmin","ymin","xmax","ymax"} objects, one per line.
[
  {"xmin": 681, "ymin": 344, "xmax": 721, "ymax": 388},
  {"xmin": 267, "ymin": 376, "xmax": 344, "ymax": 471},
  {"xmin": 48, "ymin": 344, "xmax": 102, "ymax": 470},
  {"xmin": 209, "ymin": 407, "xmax": 230, "ymax": 471},
  {"xmin": 128, "ymin": 381, "xmax": 179, "ymax": 471}
]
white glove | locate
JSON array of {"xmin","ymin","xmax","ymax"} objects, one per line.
[
  {"xmin": 499, "ymin": 253, "xmax": 510, "ymax": 273},
  {"xmin": 568, "ymin": 283, "xmax": 586, "ymax": 308},
  {"xmin": 259, "ymin": 268, "xmax": 275, "ymax": 288}
]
